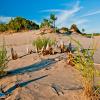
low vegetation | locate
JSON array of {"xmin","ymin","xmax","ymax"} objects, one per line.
[
  {"xmin": 67, "ymin": 37, "xmax": 100, "ymax": 99},
  {"xmin": 81, "ymin": 33, "xmax": 100, "ymax": 38},
  {"xmin": 0, "ymin": 17, "xmax": 39, "ymax": 33},
  {"xmin": 32, "ymin": 37, "xmax": 55, "ymax": 54},
  {"xmin": 40, "ymin": 14, "xmax": 57, "ymax": 29},
  {"xmin": 0, "ymin": 24, "xmax": 8, "ymax": 32},
  {"xmin": 0, "ymin": 40, "xmax": 8, "ymax": 76},
  {"xmin": 60, "ymin": 27, "xmax": 69, "ymax": 32},
  {"xmin": 0, "ymin": 15, "xmax": 100, "ymax": 37}
]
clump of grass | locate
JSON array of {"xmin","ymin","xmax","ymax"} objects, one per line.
[
  {"xmin": 68, "ymin": 37, "xmax": 100, "ymax": 99},
  {"xmin": 32, "ymin": 37, "xmax": 55, "ymax": 53},
  {"xmin": 95, "ymin": 70, "xmax": 100, "ymax": 77},
  {"xmin": 0, "ymin": 39, "xmax": 8, "ymax": 76},
  {"xmin": 67, "ymin": 52, "xmax": 75, "ymax": 66}
]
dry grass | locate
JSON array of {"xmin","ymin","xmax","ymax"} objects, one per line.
[
  {"xmin": 67, "ymin": 37, "xmax": 100, "ymax": 100},
  {"xmin": 0, "ymin": 38, "xmax": 8, "ymax": 76}
]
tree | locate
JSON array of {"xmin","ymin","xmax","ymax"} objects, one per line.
[
  {"xmin": 7, "ymin": 17, "xmax": 39, "ymax": 32},
  {"xmin": 40, "ymin": 19, "xmax": 51, "ymax": 28},
  {"xmin": 82, "ymin": 28, "xmax": 85, "ymax": 34},
  {"xmin": 50, "ymin": 14, "xmax": 57, "ymax": 28},
  {"xmin": 0, "ymin": 16, "xmax": 39, "ymax": 33}
]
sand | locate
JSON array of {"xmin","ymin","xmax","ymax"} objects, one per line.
[{"xmin": 0, "ymin": 31, "xmax": 100, "ymax": 100}]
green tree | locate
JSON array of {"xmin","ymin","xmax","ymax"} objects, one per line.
[
  {"xmin": 40, "ymin": 19, "xmax": 51, "ymax": 28},
  {"xmin": 50, "ymin": 14, "xmax": 57, "ymax": 28},
  {"xmin": 82, "ymin": 28, "xmax": 85, "ymax": 34},
  {"xmin": 0, "ymin": 16, "xmax": 39, "ymax": 32},
  {"xmin": 7, "ymin": 17, "xmax": 39, "ymax": 32}
]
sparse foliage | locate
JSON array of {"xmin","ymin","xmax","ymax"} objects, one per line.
[
  {"xmin": 50, "ymin": 14, "xmax": 57, "ymax": 28},
  {"xmin": 40, "ymin": 19, "xmax": 51, "ymax": 28},
  {"xmin": 40, "ymin": 14, "xmax": 57, "ymax": 31},
  {"xmin": 68, "ymin": 37, "xmax": 100, "ymax": 99}
]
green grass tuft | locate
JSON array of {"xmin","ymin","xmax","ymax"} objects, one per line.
[{"xmin": 32, "ymin": 37, "xmax": 55, "ymax": 52}]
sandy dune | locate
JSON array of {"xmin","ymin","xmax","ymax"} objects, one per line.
[{"xmin": 0, "ymin": 31, "xmax": 100, "ymax": 100}]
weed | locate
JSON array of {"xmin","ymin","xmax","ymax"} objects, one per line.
[{"xmin": 0, "ymin": 38, "xmax": 8, "ymax": 76}]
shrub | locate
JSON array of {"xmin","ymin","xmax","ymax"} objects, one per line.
[{"xmin": 0, "ymin": 24, "xmax": 8, "ymax": 32}]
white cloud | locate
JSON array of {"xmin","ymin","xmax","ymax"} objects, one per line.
[
  {"xmin": 56, "ymin": 1, "xmax": 82, "ymax": 27},
  {"xmin": 40, "ymin": 0, "xmax": 90, "ymax": 29},
  {"xmin": 81, "ymin": 10, "xmax": 100, "ymax": 17},
  {"xmin": 40, "ymin": 9, "xmax": 65, "ymax": 13},
  {"xmin": 40, "ymin": 1, "xmax": 85, "ymax": 27},
  {"xmin": 0, "ymin": 16, "xmax": 13, "ymax": 23}
]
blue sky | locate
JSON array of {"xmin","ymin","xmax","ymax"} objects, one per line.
[{"xmin": 0, "ymin": 0, "xmax": 100, "ymax": 33}]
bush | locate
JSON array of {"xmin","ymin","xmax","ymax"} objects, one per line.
[{"xmin": 0, "ymin": 24, "xmax": 8, "ymax": 32}]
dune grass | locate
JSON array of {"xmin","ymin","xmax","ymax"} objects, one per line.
[
  {"xmin": 68, "ymin": 37, "xmax": 100, "ymax": 99},
  {"xmin": 0, "ymin": 39, "xmax": 8, "ymax": 76},
  {"xmin": 32, "ymin": 37, "xmax": 55, "ymax": 53}
]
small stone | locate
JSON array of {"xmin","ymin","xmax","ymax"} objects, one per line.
[{"xmin": 55, "ymin": 58, "xmax": 59, "ymax": 61}]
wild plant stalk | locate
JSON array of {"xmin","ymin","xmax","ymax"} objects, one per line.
[
  {"xmin": 0, "ymin": 37, "xmax": 8, "ymax": 76},
  {"xmin": 0, "ymin": 47, "xmax": 7, "ymax": 74},
  {"xmin": 69, "ymin": 37, "xmax": 99, "ymax": 98}
]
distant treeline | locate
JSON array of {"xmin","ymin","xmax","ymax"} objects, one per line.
[
  {"xmin": 81, "ymin": 33, "xmax": 100, "ymax": 38},
  {"xmin": 0, "ymin": 17, "xmax": 39, "ymax": 32},
  {"xmin": 0, "ymin": 15, "xmax": 100, "ymax": 36}
]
